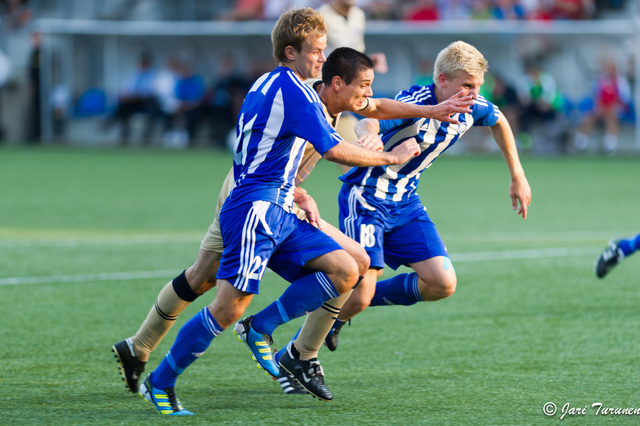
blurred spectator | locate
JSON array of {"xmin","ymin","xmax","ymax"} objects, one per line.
[
  {"xmin": 522, "ymin": 0, "xmax": 555, "ymax": 20},
  {"xmin": 0, "ymin": 0, "xmax": 32, "ymax": 30},
  {"xmin": 50, "ymin": 83, "xmax": 69, "ymax": 138},
  {"xmin": 153, "ymin": 56, "xmax": 181, "ymax": 146},
  {"xmin": 517, "ymin": 58, "xmax": 559, "ymax": 148},
  {"xmin": 414, "ymin": 56, "xmax": 434, "ymax": 86},
  {"xmin": 403, "ymin": 0, "xmax": 439, "ymax": 21},
  {"xmin": 482, "ymin": 73, "xmax": 521, "ymax": 142},
  {"xmin": 492, "ymin": 0, "xmax": 526, "ymax": 19},
  {"xmin": 173, "ymin": 61, "xmax": 205, "ymax": 146},
  {"xmin": 437, "ymin": 0, "xmax": 473, "ymax": 20},
  {"xmin": 0, "ymin": 47, "xmax": 10, "ymax": 142},
  {"xmin": 103, "ymin": 52, "xmax": 159, "ymax": 145},
  {"xmin": 24, "ymin": 32, "xmax": 41, "ymax": 144},
  {"xmin": 319, "ymin": 0, "xmax": 387, "ymax": 74},
  {"xmin": 551, "ymin": 0, "xmax": 595, "ymax": 19},
  {"xmin": 222, "ymin": 0, "xmax": 264, "ymax": 20},
  {"xmin": 470, "ymin": 0, "xmax": 493, "ymax": 19},
  {"xmin": 264, "ymin": 0, "xmax": 323, "ymax": 20},
  {"xmin": 364, "ymin": 0, "xmax": 397, "ymax": 20},
  {"xmin": 574, "ymin": 55, "xmax": 631, "ymax": 154},
  {"xmin": 202, "ymin": 54, "xmax": 250, "ymax": 148}
]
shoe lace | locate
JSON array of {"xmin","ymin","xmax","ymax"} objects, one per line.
[
  {"xmin": 262, "ymin": 334, "xmax": 274, "ymax": 346},
  {"xmin": 164, "ymin": 388, "xmax": 182, "ymax": 410},
  {"xmin": 603, "ymin": 242, "xmax": 623, "ymax": 262},
  {"xmin": 308, "ymin": 360, "xmax": 324, "ymax": 378}
]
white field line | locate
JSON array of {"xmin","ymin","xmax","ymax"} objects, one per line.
[
  {"xmin": 0, "ymin": 246, "xmax": 600, "ymax": 286},
  {"xmin": 0, "ymin": 235, "xmax": 202, "ymax": 247}
]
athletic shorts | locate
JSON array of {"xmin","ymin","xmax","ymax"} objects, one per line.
[
  {"xmin": 216, "ymin": 200, "xmax": 342, "ymax": 294},
  {"xmin": 338, "ymin": 183, "xmax": 448, "ymax": 270},
  {"xmin": 200, "ymin": 169, "xmax": 308, "ymax": 254}
]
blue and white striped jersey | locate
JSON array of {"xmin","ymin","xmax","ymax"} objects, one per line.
[
  {"xmin": 225, "ymin": 67, "xmax": 343, "ymax": 212},
  {"xmin": 341, "ymin": 83, "xmax": 501, "ymax": 202}
]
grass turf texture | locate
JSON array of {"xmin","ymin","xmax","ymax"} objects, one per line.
[{"xmin": 1, "ymin": 147, "xmax": 639, "ymax": 424}]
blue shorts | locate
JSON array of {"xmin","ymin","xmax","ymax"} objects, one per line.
[
  {"xmin": 338, "ymin": 183, "xmax": 448, "ymax": 270},
  {"xmin": 217, "ymin": 200, "xmax": 343, "ymax": 294}
]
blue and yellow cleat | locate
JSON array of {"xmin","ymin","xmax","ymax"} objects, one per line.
[
  {"xmin": 139, "ymin": 374, "xmax": 193, "ymax": 416},
  {"xmin": 233, "ymin": 316, "xmax": 279, "ymax": 377}
]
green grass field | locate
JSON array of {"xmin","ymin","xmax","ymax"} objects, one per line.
[{"xmin": 2, "ymin": 147, "xmax": 639, "ymax": 425}]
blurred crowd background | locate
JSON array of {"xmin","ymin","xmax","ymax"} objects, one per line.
[{"xmin": 0, "ymin": 0, "xmax": 638, "ymax": 155}]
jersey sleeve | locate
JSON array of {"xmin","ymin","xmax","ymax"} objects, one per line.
[
  {"xmin": 375, "ymin": 84, "xmax": 427, "ymax": 134},
  {"xmin": 378, "ymin": 117, "xmax": 416, "ymax": 134},
  {"xmin": 288, "ymin": 96, "xmax": 343, "ymax": 156},
  {"xmin": 471, "ymin": 96, "xmax": 501, "ymax": 127}
]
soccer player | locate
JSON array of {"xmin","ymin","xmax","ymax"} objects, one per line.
[
  {"xmin": 111, "ymin": 46, "xmax": 472, "ymax": 401},
  {"xmin": 315, "ymin": 40, "xmax": 532, "ymax": 352},
  {"xmin": 126, "ymin": 9, "xmax": 475, "ymax": 415},
  {"xmin": 595, "ymin": 233, "xmax": 640, "ymax": 278}
]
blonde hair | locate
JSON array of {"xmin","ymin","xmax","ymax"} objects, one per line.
[
  {"xmin": 433, "ymin": 41, "xmax": 488, "ymax": 84},
  {"xmin": 271, "ymin": 8, "xmax": 327, "ymax": 63}
]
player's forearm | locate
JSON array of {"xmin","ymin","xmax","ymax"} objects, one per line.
[
  {"xmin": 490, "ymin": 118, "xmax": 526, "ymax": 179},
  {"xmin": 354, "ymin": 118, "xmax": 380, "ymax": 139},
  {"xmin": 324, "ymin": 141, "xmax": 398, "ymax": 167},
  {"xmin": 362, "ymin": 98, "xmax": 428, "ymax": 120}
]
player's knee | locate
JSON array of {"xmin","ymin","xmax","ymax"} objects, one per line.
[
  {"xmin": 351, "ymin": 245, "xmax": 371, "ymax": 276},
  {"xmin": 208, "ymin": 303, "xmax": 243, "ymax": 329},
  {"xmin": 332, "ymin": 257, "xmax": 360, "ymax": 294},
  {"xmin": 185, "ymin": 259, "xmax": 220, "ymax": 294},
  {"xmin": 419, "ymin": 274, "xmax": 457, "ymax": 301},
  {"xmin": 348, "ymin": 295, "xmax": 371, "ymax": 314}
]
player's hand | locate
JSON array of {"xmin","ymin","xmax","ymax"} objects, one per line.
[
  {"xmin": 389, "ymin": 138, "xmax": 420, "ymax": 164},
  {"xmin": 510, "ymin": 175, "xmax": 531, "ymax": 219},
  {"xmin": 357, "ymin": 134, "xmax": 384, "ymax": 151},
  {"xmin": 429, "ymin": 91, "xmax": 474, "ymax": 124},
  {"xmin": 294, "ymin": 190, "xmax": 324, "ymax": 230}
]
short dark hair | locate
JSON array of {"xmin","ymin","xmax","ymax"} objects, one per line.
[{"xmin": 322, "ymin": 47, "xmax": 374, "ymax": 86}]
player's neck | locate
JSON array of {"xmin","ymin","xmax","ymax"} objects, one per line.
[
  {"xmin": 433, "ymin": 85, "xmax": 445, "ymax": 105},
  {"xmin": 279, "ymin": 62, "xmax": 304, "ymax": 81},
  {"xmin": 317, "ymin": 84, "xmax": 339, "ymax": 119}
]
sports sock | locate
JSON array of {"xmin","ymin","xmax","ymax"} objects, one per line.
[
  {"xmin": 151, "ymin": 307, "xmax": 224, "ymax": 390},
  {"xmin": 132, "ymin": 271, "xmax": 200, "ymax": 362},
  {"xmin": 294, "ymin": 290, "xmax": 352, "ymax": 360},
  {"xmin": 619, "ymin": 233, "xmax": 640, "ymax": 257},
  {"xmin": 251, "ymin": 272, "xmax": 340, "ymax": 337},
  {"xmin": 369, "ymin": 272, "xmax": 423, "ymax": 307}
]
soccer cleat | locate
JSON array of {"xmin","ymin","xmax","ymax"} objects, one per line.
[
  {"xmin": 276, "ymin": 369, "xmax": 308, "ymax": 395},
  {"xmin": 139, "ymin": 374, "xmax": 193, "ymax": 415},
  {"xmin": 324, "ymin": 320, "xmax": 346, "ymax": 352},
  {"xmin": 112, "ymin": 338, "xmax": 146, "ymax": 393},
  {"xmin": 595, "ymin": 239, "xmax": 625, "ymax": 278},
  {"xmin": 278, "ymin": 344, "xmax": 333, "ymax": 401},
  {"xmin": 233, "ymin": 316, "xmax": 279, "ymax": 377}
]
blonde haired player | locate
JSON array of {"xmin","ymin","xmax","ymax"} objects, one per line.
[{"xmin": 315, "ymin": 40, "xmax": 532, "ymax": 353}]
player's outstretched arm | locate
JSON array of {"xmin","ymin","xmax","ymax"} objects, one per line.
[
  {"xmin": 490, "ymin": 113, "xmax": 531, "ymax": 219},
  {"xmin": 323, "ymin": 137, "xmax": 419, "ymax": 167},
  {"xmin": 360, "ymin": 91, "xmax": 473, "ymax": 124}
]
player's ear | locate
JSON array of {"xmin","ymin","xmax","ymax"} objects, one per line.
[
  {"xmin": 332, "ymin": 75, "xmax": 342, "ymax": 90},
  {"xmin": 437, "ymin": 73, "xmax": 448, "ymax": 87},
  {"xmin": 284, "ymin": 45, "xmax": 297, "ymax": 61}
]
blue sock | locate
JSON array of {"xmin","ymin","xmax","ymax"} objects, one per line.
[
  {"xmin": 369, "ymin": 273, "xmax": 423, "ymax": 307},
  {"xmin": 251, "ymin": 272, "xmax": 339, "ymax": 336},
  {"xmin": 619, "ymin": 233, "xmax": 640, "ymax": 257},
  {"xmin": 151, "ymin": 307, "xmax": 224, "ymax": 390}
]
